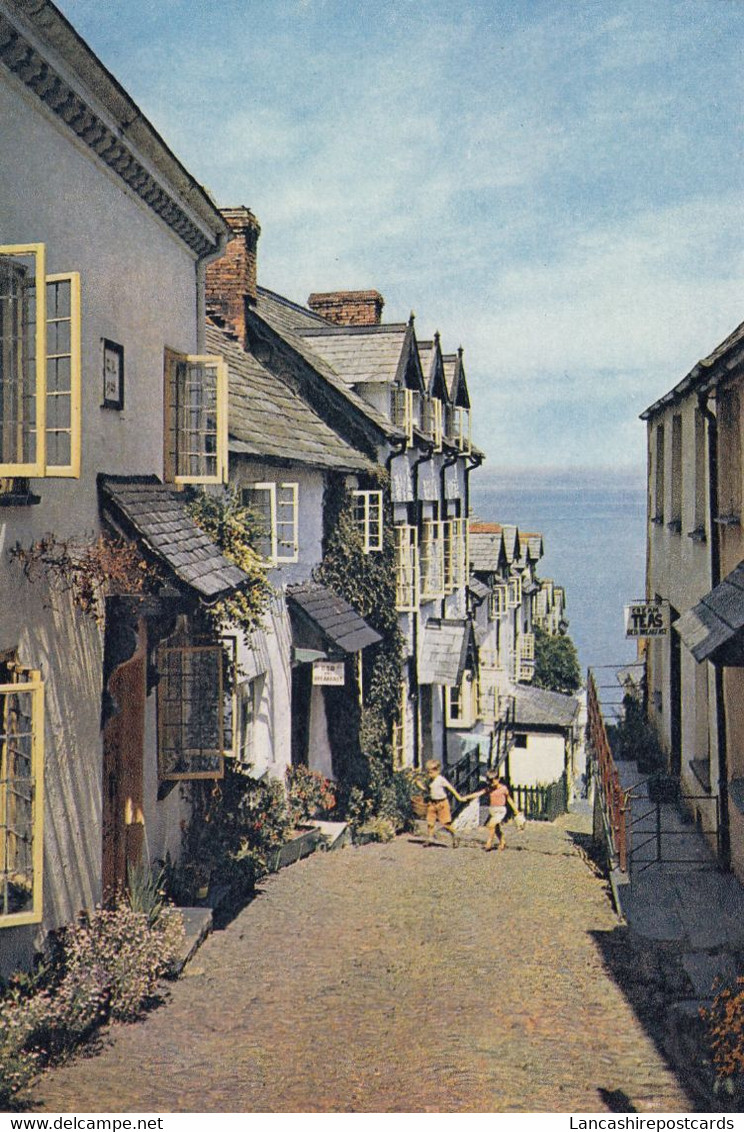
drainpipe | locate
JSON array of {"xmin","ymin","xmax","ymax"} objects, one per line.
[
  {"xmin": 411, "ymin": 442, "xmax": 434, "ymax": 767},
  {"xmin": 699, "ymin": 389, "xmax": 731, "ymax": 870},
  {"xmin": 195, "ymin": 228, "xmax": 230, "ymax": 353},
  {"xmin": 439, "ymin": 449, "xmax": 460, "ymax": 765}
]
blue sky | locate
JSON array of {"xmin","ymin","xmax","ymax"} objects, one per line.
[{"xmin": 58, "ymin": 0, "xmax": 744, "ymax": 471}]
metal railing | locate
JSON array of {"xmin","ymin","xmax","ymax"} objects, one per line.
[{"xmin": 587, "ymin": 669, "xmax": 629, "ymax": 872}]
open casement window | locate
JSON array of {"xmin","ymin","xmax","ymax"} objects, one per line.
[
  {"xmin": 445, "ymin": 670, "xmax": 478, "ymax": 728},
  {"xmin": 0, "ymin": 664, "xmax": 44, "ymax": 927},
  {"xmin": 242, "ymin": 482, "xmax": 299, "ymax": 564},
  {"xmin": 478, "ymin": 667, "xmax": 499, "ymax": 724},
  {"xmin": 164, "ymin": 349, "xmax": 227, "ymax": 485},
  {"xmin": 352, "ymin": 489, "xmax": 383, "ymax": 553},
  {"xmin": 157, "ymin": 645, "xmax": 226, "ymax": 781},
  {"xmin": 395, "ymin": 524, "xmax": 419, "ymax": 611},
  {"xmin": 391, "ymin": 682, "xmax": 407, "ymax": 769},
  {"xmin": 420, "ymin": 519, "xmax": 445, "ymax": 599},
  {"xmin": 454, "ymin": 408, "xmax": 471, "ymax": 454},
  {"xmin": 489, "ymin": 583, "xmax": 508, "ymax": 620},
  {"xmin": 507, "ymin": 575, "xmax": 522, "ymax": 609},
  {"xmin": 444, "ymin": 518, "xmax": 468, "ymax": 593},
  {"xmin": 423, "ymin": 397, "xmax": 443, "ymax": 451},
  {"xmin": 0, "ymin": 244, "xmax": 82, "ymax": 478},
  {"xmin": 220, "ymin": 636, "xmax": 239, "ymax": 759},
  {"xmin": 391, "ymin": 386, "xmax": 414, "ymax": 445},
  {"xmin": 514, "ymin": 633, "xmax": 536, "ymax": 683}
]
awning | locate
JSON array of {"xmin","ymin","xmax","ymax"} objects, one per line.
[
  {"xmin": 286, "ymin": 583, "xmax": 381, "ymax": 656},
  {"xmin": 99, "ymin": 475, "xmax": 248, "ymax": 602},
  {"xmin": 418, "ymin": 619, "xmax": 474, "ymax": 686},
  {"xmin": 512, "ymin": 685, "xmax": 579, "ymax": 730},
  {"xmin": 675, "ymin": 561, "xmax": 744, "ymax": 665},
  {"xmin": 468, "ymin": 577, "xmax": 490, "ymax": 602}
]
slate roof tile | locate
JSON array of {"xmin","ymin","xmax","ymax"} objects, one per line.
[
  {"xmin": 286, "ymin": 582, "xmax": 381, "ymax": 654},
  {"xmin": 99, "ymin": 475, "xmax": 247, "ymax": 602}
]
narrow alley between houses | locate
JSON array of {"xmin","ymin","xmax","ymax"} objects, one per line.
[{"xmin": 27, "ymin": 816, "xmax": 693, "ymax": 1115}]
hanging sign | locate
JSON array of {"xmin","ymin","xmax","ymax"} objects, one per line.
[
  {"xmin": 624, "ymin": 601, "xmax": 669, "ymax": 638},
  {"xmin": 312, "ymin": 661, "xmax": 345, "ymax": 686}
]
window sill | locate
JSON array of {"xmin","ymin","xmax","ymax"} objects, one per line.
[
  {"xmin": 0, "ymin": 490, "xmax": 41, "ymax": 507},
  {"xmin": 650, "ymin": 516, "xmax": 665, "ymax": 526},
  {"xmin": 687, "ymin": 527, "xmax": 707, "ymax": 543},
  {"xmin": 666, "ymin": 520, "xmax": 682, "ymax": 534},
  {"xmin": 713, "ymin": 514, "xmax": 741, "ymax": 527}
]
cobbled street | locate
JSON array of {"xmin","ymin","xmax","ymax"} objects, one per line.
[{"xmin": 28, "ymin": 815, "xmax": 694, "ymax": 1113}]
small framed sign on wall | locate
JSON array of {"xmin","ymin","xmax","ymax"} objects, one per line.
[{"xmin": 102, "ymin": 339, "xmax": 124, "ymax": 409}]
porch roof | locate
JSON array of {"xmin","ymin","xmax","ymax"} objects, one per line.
[
  {"xmin": 512, "ymin": 685, "xmax": 579, "ymax": 730},
  {"xmin": 675, "ymin": 561, "xmax": 744, "ymax": 664},
  {"xmin": 418, "ymin": 619, "xmax": 473, "ymax": 686},
  {"xmin": 99, "ymin": 475, "xmax": 248, "ymax": 602},
  {"xmin": 286, "ymin": 583, "xmax": 381, "ymax": 655},
  {"xmin": 468, "ymin": 577, "xmax": 491, "ymax": 602}
]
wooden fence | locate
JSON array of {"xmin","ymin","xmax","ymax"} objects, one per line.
[
  {"xmin": 587, "ymin": 670, "xmax": 628, "ymax": 872},
  {"xmin": 511, "ymin": 775, "xmax": 568, "ymax": 822}
]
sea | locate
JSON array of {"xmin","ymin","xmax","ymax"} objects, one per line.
[{"xmin": 470, "ymin": 466, "xmax": 647, "ymax": 682}]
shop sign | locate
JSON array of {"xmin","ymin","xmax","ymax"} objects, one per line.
[
  {"xmin": 312, "ymin": 661, "xmax": 345, "ymax": 686},
  {"xmin": 624, "ymin": 601, "xmax": 669, "ymax": 638}
]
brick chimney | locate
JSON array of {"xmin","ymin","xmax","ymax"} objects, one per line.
[
  {"xmin": 307, "ymin": 290, "xmax": 385, "ymax": 326},
  {"xmin": 206, "ymin": 206, "xmax": 261, "ymax": 347}
]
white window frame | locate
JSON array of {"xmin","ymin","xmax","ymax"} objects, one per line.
[
  {"xmin": 420, "ymin": 518, "xmax": 445, "ymax": 599},
  {"xmin": 392, "ymin": 386, "xmax": 414, "ymax": 445},
  {"xmin": 454, "ymin": 407, "xmax": 471, "ymax": 454},
  {"xmin": 0, "ymin": 665, "xmax": 44, "ymax": 928},
  {"xmin": 507, "ymin": 575, "xmax": 522, "ymax": 609},
  {"xmin": 444, "ymin": 517, "xmax": 468, "ymax": 593},
  {"xmin": 489, "ymin": 582, "xmax": 508, "ymax": 620},
  {"xmin": 243, "ymin": 482, "xmax": 299, "ymax": 565},
  {"xmin": 164, "ymin": 348, "xmax": 228, "ymax": 485},
  {"xmin": 395, "ymin": 523, "xmax": 419, "ymax": 611},
  {"xmin": 352, "ymin": 489, "xmax": 383, "ymax": 553},
  {"xmin": 445, "ymin": 669, "xmax": 478, "ymax": 728},
  {"xmin": 391, "ymin": 681, "xmax": 408, "ymax": 769}
]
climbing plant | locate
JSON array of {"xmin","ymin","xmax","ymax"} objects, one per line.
[
  {"xmin": 186, "ymin": 488, "xmax": 272, "ymax": 635},
  {"xmin": 316, "ymin": 476, "xmax": 406, "ymax": 819}
]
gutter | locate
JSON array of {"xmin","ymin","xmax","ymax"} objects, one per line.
[{"xmin": 699, "ymin": 389, "xmax": 732, "ymax": 869}]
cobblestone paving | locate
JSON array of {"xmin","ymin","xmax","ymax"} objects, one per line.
[{"xmin": 28, "ymin": 816, "xmax": 694, "ymax": 1113}]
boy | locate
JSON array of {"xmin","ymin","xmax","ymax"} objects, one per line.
[{"xmin": 424, "ymin": 759, "xmax": 480, "ymax": 847}]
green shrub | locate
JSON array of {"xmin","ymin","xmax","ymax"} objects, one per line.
[
  {"xmin": 285, "ymin": 765, "xmax": 337, "ymax": 826},
  {"xmin": 357, "ymin": 816, "xmax": 396, "ymax": 843},
  {"xmin": 0, "ymin": 903, "xmax": 184, "ymax": 1108}
]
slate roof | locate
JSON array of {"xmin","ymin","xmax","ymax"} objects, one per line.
[
  {"xmin": 468, "ymin": 577, "xmax": 491, "ymax": 602},
  {"xmin": 418, "ymin": 619, "xmax": 472, "ymax": 686},
  {"xmin": 641, "ymin": 317, "xmax": 744, "ymax": 420},
  {"xmin": 206, "ymin": 324, "xmax": 372, "ymax": 473},
  {"xmin": 675, "ymin": 560, "xmax": 744, "ymax": 663},
  {"xmin": 442, "ymin": 350, "xmax": 470, "ymax": 409},
  {"xmin": 468, "ymin": 524, "xmax": 506, "ymax": 573},
  {"xmin": 286, "ymin": 583, "xmax": 382, "ymax": 654},
  {"xmin": 512, "ymin": 685, "xmax": 580, "ymax": 730},
  {"xmin": 297, "ymin": 324, "xmax": 409, "ymax": 386},
  {"xmin": 520, "ymin": 532, "xmax": 544, "ymax": 560},
  {"xmin": 255, "ymin": 290, "xmax": 402, "ymax": 439},
  {"xmin": 98, "ymin": 476, "xmax": 247, "ymax": 602}
]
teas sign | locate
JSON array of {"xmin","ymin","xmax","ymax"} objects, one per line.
[
  {"xmin": 312, "ymin": 661, "xmax": 345, "ymax": 686},
  {"xmin": 624, "ymin": 601, "xmax": 669, "ymax": 638}
]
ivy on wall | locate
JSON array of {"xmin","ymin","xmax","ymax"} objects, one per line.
[
  {"xmin": 316, "ymin": 476, "xmax": 406, "ymax": 812},
  {"xmin": 186, "ymin": 488, "xmax": 272, "ymax": 636}
]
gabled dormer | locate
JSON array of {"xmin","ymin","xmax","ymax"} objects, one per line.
[
  {"xmin": 442, "ymin": 346, "xmax": 472, "ymax": 454},
  {"xmin": 418, "ymin": 331, "xmax": 448, "ymax": 451}
]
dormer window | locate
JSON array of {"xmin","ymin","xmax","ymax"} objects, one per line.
[
  {"xmin": 392, "ymin": 386, "xmax": 414, "ymax": 445},
  {"xmin": 423, "ymin": 397, "xmax": 443, "ymax": 450}
]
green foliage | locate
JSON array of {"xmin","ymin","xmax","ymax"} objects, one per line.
[
  {"xmin": 186, "ymin": 488, "xmax": 272, "ymax": 634},
  {"xmin": 285, "ymin": 765, "xmax": 337, "ymax": 826},
  {"xmin": 0, "ymin": 904, "xmax": 184, "ymax": 1107},
  {"xmin": 532, "ymin": 625, "xmax": 582, "ymax": 695},
  {"xmin": 607, "ymin": 692, "xmax": 665, "ymax": 772},
  {"xmin": 703, "ymin": 977, "xmax": 744, "ymax": 1088},
  {"xmin": 316, "ymin": 480, "xmax": 406, "ymax": 813},
  {"xmin": 166, "ymin": 762, "xmax": 292, "ymax": 904},
  {"xmin": 126, "ymin": 862, "xmax": 167, "ymax": 928}
]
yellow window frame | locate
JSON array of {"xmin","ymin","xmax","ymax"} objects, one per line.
[
  {"xmin": 0, "ymin": 668, "xmax": 44, "ymax": 928},
  {"xmin": 395, "ymin": 523, "xmax": 419, "ymax": 612},
  {"xmin": 164, "ymin": 349, "xmax": 228, "ymax": 485},
  {"xmin": 445, "ymin": 670, "xmax": 477, "ymax": 728},
  {"xmin": 0, "ymin": 244, "xmax": 46, "ymax": 476}
]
